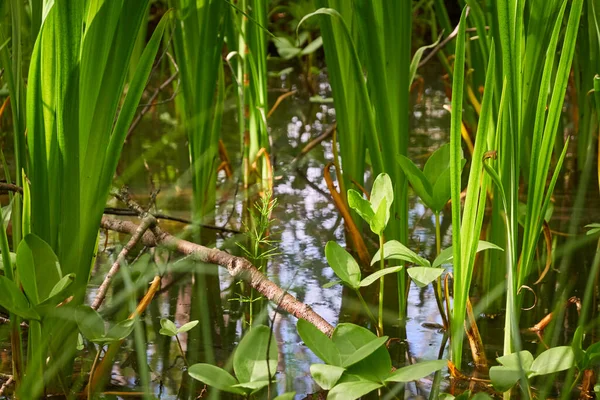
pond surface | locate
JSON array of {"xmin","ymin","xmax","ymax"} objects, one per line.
[{"xmin": 2, "ymin": 62, "xmax": 600, "ymax": 399}]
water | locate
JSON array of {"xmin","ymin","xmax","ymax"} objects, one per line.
[{"xmin": 2, "ymin": 61, "xmax": 600, "ymax": 398}]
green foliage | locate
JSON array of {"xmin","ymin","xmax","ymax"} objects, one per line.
[
  {"xmin": 297, "ymin": 319, "xmax": 446, "ymax": 398},
  {"xmin": 348, "ymin": 173, "xmax": 393, "ymax": 235},
  {"xmin": 397, "ymin": 144, "xmax": 464, "ymax": 213},
  {"xmin": 325, "ymin": 241, "xmax": 403, "ymax": 291},
  {"xmin": 159, "ymin": 318, "xmax": 199, "ymax": 337},
  {"xmin": 75, "ymin": 306, "xmax": 135, "ymax": 344},
  {"xmin": 188, "ymin": 325, "xmax": 278, "ymax": 396},
  {"xmin": 489, "ymin": 347, "xmax": 574, "ymax": 392}
]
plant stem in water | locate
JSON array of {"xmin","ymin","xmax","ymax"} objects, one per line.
[
  {"xmin": 379, "ymin": 234, "xmax": 385, "ymax": 336},
  {"xmin": 356, "ymin": 290, "xmax": 381, "ymax": 336},
  {"xmin": 175, "ymin": 334, "xmax": 189, "ymax": 367}
]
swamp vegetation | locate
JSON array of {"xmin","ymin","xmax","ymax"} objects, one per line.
[{"xmin": 1, "ymin": 0, "xmax": 600, "ymax": 399}]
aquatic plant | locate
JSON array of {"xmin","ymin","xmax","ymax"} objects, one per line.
[{"xmin": 297, "ymin": 319, "xmax": 446, "ymax": 399}]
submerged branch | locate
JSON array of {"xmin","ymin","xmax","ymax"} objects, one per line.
[{"xmin": 99, "ymin": 216, "xmax": 335, "ymax": 336}]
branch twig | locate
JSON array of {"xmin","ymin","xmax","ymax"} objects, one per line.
[{"xmin": 100, "ymin": 216, "xmax": 334, "ymax": 335}]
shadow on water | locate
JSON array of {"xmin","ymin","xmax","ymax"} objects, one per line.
[{"xmin": 2, "ymin": 62, "xmax": 600, "ymax": 399}]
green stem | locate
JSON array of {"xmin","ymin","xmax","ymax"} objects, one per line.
[
  {"xmin": 433, "ymin": 212, "xmax": 448, "ymax": 330},
  {"xmin": 379, "ymin": 234, "xmax": 385, "ymax": 336},
  {"xmin": 175, "ymin": 334, "xmax": 189, "ymax": 367},
  {"xmin": 356, "ymin": 290, "xmax": 381, "ymax": 336}
]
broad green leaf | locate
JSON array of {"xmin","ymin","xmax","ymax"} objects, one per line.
[
  {"xmin": 76, "ymin": 306, "xmax": 106, "ymax": 341},
  {"xmin": 423, "ymin": 144, "xmax": 451, "ymax": 185},
  {"xmin": 159, "ymin": 318, "xmax": 178, "ymax": 336},
  {"xmin": 188, "ymin": 363, "xmax": 244, "ymax": 395},
  {"xmin": 300, "ymin": 36, "xmax": 323, "ymax": 56},
  {"xmin": 0, "ymin": 276, "xmax": 40, "ymax": 320},
  {"xmin": 347, "ymin": 189, "xmax": 374, "ymax": 225},
  {"xmin": 369, "ymin": 196, "xmax": 387, "ymax": 234},
  {"xmin": 333, "ymin": 324, "xmax": 391, "ymax": 383},
  {"xmin": 342, "ymin": 336, "xmax": 389, "ymax": 368},
  {"xmin": 396, "ymin": 154, "xmax": 433, "ymax": 206},
  {"xmin": 273, "ymin": 36, "xmax": 302, "ymax": 59},
  {"xmin": 359, "ymin": 266, "xmax": 403, "ymax": 287},
  {"xmin": 274, "ymin": 392, "xmax": 296, "ymax": 400},
  {"xmin": 103, "ymin": 319, "xmax": 135, "ymax": 342},
  {"xmin": 16, "ymin": 233, "xmax": 62, "ymax": 305},
  {"xmin": 234, "ymin": 325, "xmax": 278, "ymax": 383},
  {"xmin": 489, "ymin": 366, "xmax": 521, "ymax": 392},
  {"xmin": 326, "ymin": 381, "xmax": 382, "ymax": 400},
  {"xmin": 42, "ymin": 273, "xmax": 75, "ymax": 302},
  {"xmin": 496, "ymin": 350, "xmax": 534, "ymax": 371},
  {"xmin": 178, "ymin": 320, "xmax": 199, "ymax": 334},
  {"xmin": 432, "ymin": 241, "xmax": 503, "ymax": 268},
  {"xmin": 430, "ymin": 167, "xmax": 452, "ymax": 212},
  {"xmin": 325, "ymin": 241, "xmax": 361, "ymax": 289},
  {"xmin": 530, "ymin": 346, "xmax": 574, "ymax": 376},
  {"xmin": 297, "ymin": 319, "xmax": 341, "ymax": 366},
  {"xmin": 370, "ymin": 173, "xmax": 393, "ymax": 217},
  {"xmin": 385, "ymin": 359, "xmax": 447, "ymax": 382},
  {"xmin": 310, "ymin": 364, "xmax": 345, "ymax": 390},
  {"xmin": 407, "ymin": 267, "xmax": 444, "ymax": 288},
  {"xmin": 371, "ymin": 240, "xmax": 430, "ymax": 267}
]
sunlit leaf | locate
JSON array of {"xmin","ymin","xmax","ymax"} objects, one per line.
[
  {"xmin": 326, "ymin": 381, "xmax": 382, "ymax": 400},
  {"xmin": 297, "ymin": 319, "xmax": 341, "ymax": 366},
  {"xmin": 359, "ymin": 266, "xmax": 403, "ymax": 287},
  {"xmin": 407, "ymin": 267, "xmax": 444, "ymax": 288},
  {"xmin": 310, "ymin": 364, "xmax": 345, "ymax": 390},
  {"xmin": 530, "ymin": 346, "xmax": 574, "ymax": 376},
  {"xmin": 371, "ymin": 240, "xmax": 430, "ymax": 267},
  {"xmin": 325, "ymin": 241, "xmax": 361, "ymax": 289},
  {"xmin": 234, "ymin": 325, "xmax": 278, "ymax": 383},
  {"xmin": 188, "ymin": 363, "xmax": 244, "ymax": 395},
  {"xmin": 385, "ymin": 359, "xmax": 447, "ymax": 382}
]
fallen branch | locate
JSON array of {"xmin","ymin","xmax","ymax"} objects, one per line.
[
  {"xmin": 91, "ymin": 214, "xmax": 157, "ymax": 310},
  {"xmin": 100, "ymin": 216, "xmax": 335, "ymax": 336}
]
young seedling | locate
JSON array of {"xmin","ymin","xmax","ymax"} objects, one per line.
[
  {"xmin": 159, "ymin": 318, "xmax": 199, "ymax": 367},
  {"xmin": 347, "ymin": 173, "xmax": 394, "ymax": 335}
]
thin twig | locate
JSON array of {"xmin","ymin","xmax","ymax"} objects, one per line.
[
  {"xmin": 418, "ymin": 8, "xmax": 471, "ymax": 68},
  {"xmin": 0, "ymin": 182, "xmax": 23, "ymax": 194},
  {"xmin": 0, "ymin": 375, "xmax": 14, "ymax": 397},
  {"xmin": 91, "ymin": 213, "xmax": 156, "ymax": 310}
]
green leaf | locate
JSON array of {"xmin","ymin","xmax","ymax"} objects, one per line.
[
  {"xmin": 333, "ymin": 324, "xmax": 391, "ymax": 383},
  {"xmin": 297, "ymin": 319, "xmax": 341, "ymax": 366},
  {"xmin": 369, "ymin": 196, "xmax": 388, "ymax": 234},
  {"xmin": 586, "ymin": 223, "xmax": 600, "ymax": 235},
  {"xmin": 188, "ymin": 363, "xmax": 244, "ymax": 395},
  {"xmin": 76, "ymin": 306, "xmax": 106, "ymax": 341},
  {"xmin": 16, "ymin": 233, "xmax": 62, "ymax": 305},
  {"xmin": 530, "ymin": 346, "xmax": 574, "ymax": 376},
  {"xmin": 347, "ymin": 189, "xmax": 375, "ymax": 225},
  {"xmin": 103, "ymin": 319, "xmax": 135, "ymax": 342},
  {"xmin": 45, "ymin": 273, "xmax": 75, "ymax": 301},
  {"xmin": 496, "ymin": 350, "xmax": 534, "ymax": 370},
  {"xmin": 430, "ymin": 167, "xmax": 452, "ymax": 211},
  {"xmin": 234, "ymin": 325, "xmax": 278, "ymax": 383},
  {"xmin": 325, "ymin": 241, "xmax": 362, "ymax": 289},
  {"xmin": 300, "ymin": 36, "xmax": 323, "ymax": 56},
  {"xmin": 359, "ymin": 266, "xmax": 403, "ymax": 287},
  {"xmin": 370, "ymin": 173, "xmax": 393, "ymax": 218},
  {"xmin": 0, "ymin": 276, "xmax": 40, "ymax": 320},
  {"xmin": 409, "ymin": 34, "xmax": 442, "ymax": 85},
  {"xmin": 407, "ymin": 267, "xmax": 444, "ymax": 288},
  {"xmin": 489, "ymin": 365, "xmax": 521, "ymax": 392},
  {"xmin": 159, "ymin": 318, "xmax": 178, "ymax": 336},
  {"xmin": 423, "ymin": 144, "xmax": 451, "ymax": 185},
  {"xmin": 326, "ymin": 381, "xmax": 382, "ymax": 400},
  {"xmin": 273, "ymin": 36, "xmax": 302, "ymax": 59},
  {"xmin": 385, "ymin": 359, "xmax": 447, "ymax": 382},
  {"xmin": 371, "ymin": 240, "xmax": 430, "ymax": 267},
  {"xmin": 432, "ymin": 240, "xmax": 503, "ymax": 268},
  {"xmin": 310, "ymin": 364, "xmax": 345, "ymax": 390},
  {"xmin": 396, "ymin": 154, "xmax": 434, "ymax": 207},
  {"xmin": 342, "ymin": 336, "xmax": 389, "ymax": 368},
  {"xmin": 177, "ymin": 320, "xmax": 199, "ymax": 334}
]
